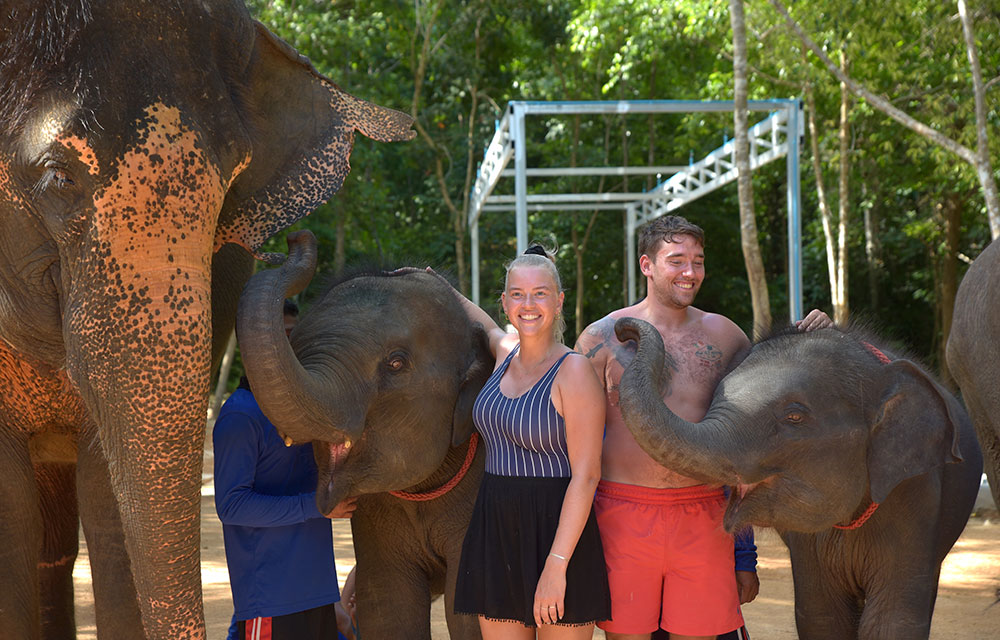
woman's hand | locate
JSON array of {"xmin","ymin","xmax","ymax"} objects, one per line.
[{"xmin": 533, "ymin": 555, "xmax": 568, "ymax": 625}]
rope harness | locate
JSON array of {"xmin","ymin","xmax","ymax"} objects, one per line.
[
  {"xmin": 832, "ymin": 341, "xmax": 890, "ymax": 530},
  {"xmin": 389, "ymin": 433, "xmax": 479, "ymax": 502}
]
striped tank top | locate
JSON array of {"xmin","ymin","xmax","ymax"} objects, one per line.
[{"xmin": 472, "ymin": 345, "xmax": 573, "ymax": 478}]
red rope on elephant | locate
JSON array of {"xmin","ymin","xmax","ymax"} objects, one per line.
[
  {"xmin": 861, "ymin": 341, "xmax": 891, "ymax": 364},
  {"xmin": 829, "ymin": 341, "xmax": 890, "ymax": 531},
  {"xmin": 833, "ymin": 501, "xmax": 881, "ymax": 530},
  {"xmin": 389, "ymin": 433, "xmax": 479, "ymax": 502}
]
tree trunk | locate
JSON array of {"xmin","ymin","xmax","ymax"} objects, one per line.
[
  {"xmin": 207, "ymin": 331, "xmax": 237, "ymax": 424},
  {"xmin": 334, "ymin": 204, "xmax": 347, "ymax": 275},
  {"xmin": 863, "ymin": 182, "xmax": 881, "ymax": 310},
  {"xmin": 835, "ymin": 49, "xmax": 850, "ymax": 326},
  {"xmin": 568, "ymin": 115, "xmax": 600, "ymax": 339},
  {"xmin": 938, "ymin": 193, "xmax": 963, "ymax": 389},
  {"xmin": 804, "ymin": 76, "xmax": 840, "ymax": 321},
  {"xmin": 957, "ymin": 0, "xmax": 1000, "ymax": 239},
  {"xmin": 730, "ymin": 0, "xmax": 771, "ymax": 336}
]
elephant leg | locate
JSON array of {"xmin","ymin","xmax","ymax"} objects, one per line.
[
  {"xmin": 34, "ymin": 459, "xmax": 78, "ymax": 640},
  {"xmin": 352, "ymin": 505, "xmax": 434, "ymax": 640},
  {"xmin": 0, "ymin": 430, "xmax": 43, "ymax": 639},
  {"xmin": 783, "ymin": 534, "xmax": 861, "ymax": 640},
  {"xmin": 76, "ymin": 427, "xmax": 143, "ymax": 639},
  {"xmin": 856, "ymin": 551, "xmax": 938, "ymax": 640},
  {"xmin": 355, "ymin": 559, "xmax": 432, "ymax": 640},
  {"xmin": 959, "ymin": 388, "xmax": 1000, "ymax": 509}
]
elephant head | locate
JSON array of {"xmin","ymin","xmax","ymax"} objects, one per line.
[
  {"xmin": 614, "ymin": 317, "xmax": 973, "ymax": 534},
  {"xmin": 237, "ymin": 231, "xmax": 493, "ymax": 514},
  {"xmin": 0, "ymin": 1, "xmax": 413, "ymax": 636}
]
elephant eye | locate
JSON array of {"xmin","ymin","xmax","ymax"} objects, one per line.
[
  {"xmin": 781, "ymin": 403, "xmax": 809, "ymax": 425},
  {"xmin": 385, "ymin": 351, "xmax": 409, "ymax": 373},
  {"xmin": 39, "ymin": 159, "xmax": 76, "ymax": 190},
  {"xmin": 50, "ymin": 168, "xmax": 74, "ymax": 187}
]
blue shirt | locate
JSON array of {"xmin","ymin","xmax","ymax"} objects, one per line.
[{"xmin": 213, "ymin": 388, "xmax": 341, "ymax": 624}]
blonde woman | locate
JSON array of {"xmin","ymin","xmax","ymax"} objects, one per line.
[{"xmin": 453, "ymin": 245, "xmax": 611, "ymax": 639}]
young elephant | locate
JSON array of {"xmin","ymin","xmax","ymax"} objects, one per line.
[
  {"xmin": 236, "ymin": 230, "xmax": 491, "ymax": 640},
  {"xmin": 613, "ymin": 317, "xmax": 982, "ymax": 640}
]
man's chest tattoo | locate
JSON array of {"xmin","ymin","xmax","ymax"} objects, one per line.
[{"xmin": 694, "ymin": 341, "xmax": 723, "ymax": 369}]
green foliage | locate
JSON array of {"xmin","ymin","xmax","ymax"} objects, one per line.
[{"xmin": 227, "ymin": 0, "xmax": 998, "ymax": 391}]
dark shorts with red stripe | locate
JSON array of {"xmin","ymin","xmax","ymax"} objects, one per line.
[{"xmin": 237, "ymin": 602, "xmax": 340, "ymax": 640}]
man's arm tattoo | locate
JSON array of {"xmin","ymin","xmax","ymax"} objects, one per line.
[{"xmin": 583, "ymin": 341, "xmax": 603, "ymax": 359}]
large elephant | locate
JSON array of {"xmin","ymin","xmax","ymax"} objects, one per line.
[
  {"xmin": 0, "ymin": 2, "xmax": 413, "ymax": 638},
  {"xmin": 614, "ymin": 318, "xmax": 982, "ymax": 639},
  {"xmin": 236, "ymin": 231, "xmax": 492, "ymax": 640},
  {"xmin": 946, "ymin": 239, "xmax": 999, "ymax": 509}
]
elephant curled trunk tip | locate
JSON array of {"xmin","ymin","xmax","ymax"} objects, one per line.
[
  {"xmin": 238, "ymin": 229, "xmax": 355, "ymax": 444},
  {"xmin": 615, "ymin": 317, "xmax": 673, "ymax": 397},
  {"xmin": 276, "ymin": 230, "xmax": 318, "ymax": 298}
]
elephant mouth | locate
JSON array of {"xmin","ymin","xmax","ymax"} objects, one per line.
[
  {"xmin": 723, "ymin": 476, "xmax": 774, "ymax": 531},
  {"xmin": 316, "ymin": 439, "xmax": 353, "ymax": 514}
]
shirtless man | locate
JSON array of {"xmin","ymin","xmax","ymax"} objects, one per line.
[{"xmin": 575, "ymin": 215, "xmax": 828, "ymax": 640}]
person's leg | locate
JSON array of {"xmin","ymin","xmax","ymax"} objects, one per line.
[
  {"xmin": 660, "ymin": 487, "xmax": 742, "ymax": 639},
  {"xmin": 539, "ymin": 623, "xmax": 598, "ymax": 640},
  {"xmin": 479, "ymin": 617, "xmax": 536, "ymax": 640},
  {"xmin": 594, "ymin": 481, "xmax": 664, "ymax": 638}
]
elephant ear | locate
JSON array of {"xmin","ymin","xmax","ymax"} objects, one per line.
[
  {"xmin": 452, "ymin": 325, "xmax": 494, "ymax": 447},
  {"xmin": 868, "ymin": 359, "xmax": 966, "ymax": 503},
  {"xmin": 215, "ymin": 21, "xmax": 415, "ymax": 259}
]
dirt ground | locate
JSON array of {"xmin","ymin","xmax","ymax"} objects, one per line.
[{"xmin": 72, "ymin": 458, "xmax": 1000, "ymax": 639}]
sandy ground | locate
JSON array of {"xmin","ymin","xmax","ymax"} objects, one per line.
[{"xmin": 71, "ymin": 455, "xmax": 1000, "ymax": 639}]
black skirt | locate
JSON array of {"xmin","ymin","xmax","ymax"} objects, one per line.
[{"xmin": 454, "ymin": 473, "xmax": 611, "ymax": 627}]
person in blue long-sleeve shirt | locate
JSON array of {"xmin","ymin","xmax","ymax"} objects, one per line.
[
  {"xmin": 214, "ymin": 377, "xmax": 357, "ymax": 639},
  {"xmin": 214, "ymin": 302, "xmax": 357, "ymax": 640}
]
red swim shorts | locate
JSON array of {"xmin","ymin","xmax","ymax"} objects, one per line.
[{"xmin": 594, "ymin": 480, "xmax": 744, "ymax": 636}]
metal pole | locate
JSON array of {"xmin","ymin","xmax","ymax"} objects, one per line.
[
  {"xmin": 512, "ymin": 103, "xmax": 528, "ymax": 253},
  {"xmin": 627, "ymin": 205, "xmax": 637, "ymax": 304},
  {"xmin": 786, "ymin": 100, "xmax": 804, "ymax": 322}
]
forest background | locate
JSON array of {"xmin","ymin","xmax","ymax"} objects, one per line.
[{"xmin": 228, "ymin": 0, "xmax": 999, "ymax": 393}]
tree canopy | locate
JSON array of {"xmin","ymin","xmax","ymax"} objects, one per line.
[{"xmin": 242, "ymin": 0, "xmax": 999, "ymax": 380}]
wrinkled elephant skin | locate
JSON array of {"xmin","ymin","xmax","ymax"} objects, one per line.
[
  {"xmin": 0, "ymin": 2, "xmax": 413, "ymax": 638},
  {"xmin": 947, "ymin": 239, "xmax": 1000, "ymax": 510},
  {"xmin": 615, "ymin": 318, "xmax": 982, "ymax": 639},
  {"xmin": 237, "ymin": 231, "xmax": 491, "ymax": 640}
]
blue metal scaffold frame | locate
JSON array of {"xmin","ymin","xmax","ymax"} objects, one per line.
[{"xmin": 468, "ymin": 99, "xmax": 805, "ymax": 322}]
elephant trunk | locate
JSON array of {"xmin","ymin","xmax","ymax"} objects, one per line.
[
  {"xmin": 614, "ymin": 317, "xmax": 746, "ymax": 486},
  {"xmin": 237, "ymin": 230, "xmax": 363, "ymax": 448},
  {"xmin": 66, "ymin": 248, "xmax": 215, "ymax": 639}
]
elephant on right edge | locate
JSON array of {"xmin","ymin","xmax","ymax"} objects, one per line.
[
  {"xmin": 236, "ymin": 231, "xmax": 491, "ymax": 640},
  {"xmin": 946, "ymin": 238, "xmax": 999, "ymax": 510},
  {"xmin": 614, "ymin": 317, "xmax": 981, "ymax": 640}
]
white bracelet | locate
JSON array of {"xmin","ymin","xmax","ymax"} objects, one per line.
[{"xmin": 549, "ymin": 552, "xmax": 568, "ymax": 561}]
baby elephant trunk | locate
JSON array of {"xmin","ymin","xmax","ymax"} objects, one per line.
[
  {"xmin": 237, "ymin": 230, "xmax": 363, "ymax": 446},
  {"xmin": 614, "ymin": 317, "xmax": 745, "ymax": 486}
]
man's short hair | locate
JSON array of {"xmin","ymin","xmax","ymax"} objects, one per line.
[
  {"xmin": 283, "ymin": 299, "xmax": 300, "ymax": 317},
  {"xmin": 637, "ymin": 215, "xmax": 705, "ymax": 260}
]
